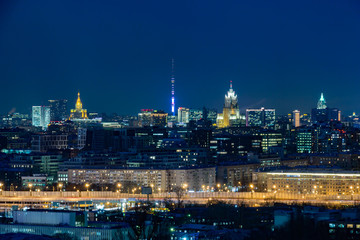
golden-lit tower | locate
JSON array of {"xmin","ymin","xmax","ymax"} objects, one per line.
[
  {"xmin": 70, "ymin": 92, "xmax": 88, "ymax": 119},
  {"xmin": 217, "ymin": 81, "xmax": 241, "ymax": 128}
]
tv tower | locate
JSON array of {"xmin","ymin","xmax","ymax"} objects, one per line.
[{"xmin": 171, "ymin": 58, "xmax": 175, "ymax": 116}]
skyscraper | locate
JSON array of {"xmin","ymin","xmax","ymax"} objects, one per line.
[
  {"xmin": 48, "ymin": 99, "xmax": 68, "ymax": 121},
  {"xmin": 70, "ymin": 92, "xmax": 88, "ymax": 119},
  {"xmin": 178, "ymin": 107, "xmax": 190, "ymax": 124},
  {"xmin": 293, "ymin": 110, "xmax": 300, "ymax": 127},
  {"xmin": 217, "ymin": 81, "xmax": 241, "ymax": 128},
  {"xmin": 311, "ymin": 93, "xmax": 341, "ymax": 123},
  {"xmin": 32, "ymin": 106, "xmax": 51, "ymax": 130},
  {"xmin": 317, "ymin": 93, "xmax": 327, "ymax": 109}
]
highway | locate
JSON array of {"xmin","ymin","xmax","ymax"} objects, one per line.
[{"xmin": 0, "ymin": 191, "xmax": 357, "ymax": 208}]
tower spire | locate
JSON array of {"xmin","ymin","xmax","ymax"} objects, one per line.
[
  {"xmin": 171, "ymin": 58, "xmax": 175, "ymax": 116},
  {"xmin": 317, "ymin": 92, "xmax": 327, "ymax": 109},
  {"xmin": 230, "ymin": 80, "xmax": 233, "ymax": 89}
]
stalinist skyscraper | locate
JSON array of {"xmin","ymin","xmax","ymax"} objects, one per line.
[
  {"xmin": 70, "ymin": 92, "xmax": 88, "ymax": 119},
  {"xmin": 217, "ymin": 81, "xmax": 241, "ymax": 128}
]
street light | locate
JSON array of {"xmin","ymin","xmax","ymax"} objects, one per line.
[
  {"xmin": 250, "ymin": 184, "xmax": 254, "ymax": 198},
  {"xmin": 85, "ymin": 183, "xmax": 90, "ymax": 196},
  {"xmin": 0, "ymin": 182, "xmax": 3, "ymax": 196},
  {"xmin": 28, "ymin": 183, "xmax": 33, "ymax": 196},
  {"xmin": 58, "ymin": 183, "xmax": 63, "ymax": 192}
]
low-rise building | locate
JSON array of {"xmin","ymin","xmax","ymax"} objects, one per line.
[{"xmin": 67, "ymin": 166, "xmax": 216, "ymax": 192}]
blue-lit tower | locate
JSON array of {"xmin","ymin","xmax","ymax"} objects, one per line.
[{"xmin": 171, "ymin": 58, "xmax": 175, "ymax": 116}]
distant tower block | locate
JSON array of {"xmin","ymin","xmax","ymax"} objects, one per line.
[
  {"xmin": 70, "ymin": 92, "xmax": 88, "ymax": 119},
  {"xmin": 293, "ymin": 110, "xmax": 300, "ymax": 127}
]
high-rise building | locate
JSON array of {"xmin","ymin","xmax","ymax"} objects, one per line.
[
  {"xmin": 189, "ymin": 109, "xmax": 203, "ymax": 122},
  {"xmin": 48, "ymin": 99, "xmax": 68, "ymax": 121},
  {"xmin": 296, "ymin": 128, "xmax": 313, "ymax": 153},
  {"xmin": 317, "ymin": 92, "xmax": 327, "ymax": 109},
  {"xmin": 138, "ymin": 109, "xmax": 168, "ymax": 127},
  {"xmin": 32, "ymin": 106, "xmax": 51, "ymax": 130},
  {"xmin": 138, "ymin": 109, "xmax": 153, "ymax": 127},
  {"xmin": 311, "ymin": 93, "xmax": 341, "ymax": 123},
  {"xmin": 151, "ymin": 110, "xmax": 168, "ymax": 127},
  {"xmin": 178, "ymin": 107, "xmax": 190, "ymax": 124},
  {"xmin": 246, "ymin": 108, "xmax": 275, "ymax": 128},
  {"xmin": 69, "ymin": 92, "xmax": 88, "ymax": 120},
  {"xmin": 217, "ymin": 81, "xmax": 241, "ymax": 128},
  {"xmin": 293, "ymin": 110, "xmax": 300, "ymax": 127}
]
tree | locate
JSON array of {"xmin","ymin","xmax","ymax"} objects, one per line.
[{"xmin": 173, "ymin": 186, "xmax": 186, "ymax": 208}]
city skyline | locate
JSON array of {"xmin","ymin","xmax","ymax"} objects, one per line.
[{"xmin": 1, "ymin": 1, "xmax": 360, "ymax": 115}]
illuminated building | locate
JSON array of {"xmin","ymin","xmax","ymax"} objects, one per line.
[
  {"xmin": 138, "ymin": 109, "xmax": 168, "ymax": 127},
  {"xmin": 48, "ymin": 99, "xmax": 68, "ymax": 121},
  {"xmin": 189, "ymin": 109, "xmax": 203, "ymax": 121},
  {"xmin": 70, "ymin": 92, "xmax": 88, "ymax": 119},
  {"xmin": 255, "ymin": 169, "xmax": 360, "ymax": 195},
  {"xmin": 217, "ymin": 81, "xmax": 241, "ymax": 128},
  {"xmin": 296, "ymin": 128, "xmax": 313, "ymax": 153},
  {"xmin": 246, "ymin": 108, "xmax": 276, "ymax": 128},
  {"xmin": 317, "ymin": 92, "xmax": 327, "ymax": 109},
  {"xmin": 67, "ymin": 166, "xmax": 215, "ymax": 192},
  {"xmin": 138, "ymin": 109, "xmax": 152, "ymax": 127},
  {"xmin": 32, "ymin": 106, "xmax": 50, "ymax": 130},
  {"xmin": 258, "ymin": 131, "xmax": 283, "ymax": 154},
  {"xmin": 178, "ymin": 107, "xmax": 190, "ymax": 124},
  {"xmin": 151, "ymin": 110, "xmax": 168, "ymax": 127},
  {"xmin": 311, "ymin": 93, "xmax": 341, "ymax": 123},
  {"xmin": 293, "ymin": 110, "xmax": 300, "ymax": 127}
]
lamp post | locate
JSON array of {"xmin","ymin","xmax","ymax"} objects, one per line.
[
  {"xmin": 58, "ymin": 183, "xmax": 63, "ymax": 197},
  {"xmin": 273, "ymin": 185, "xmax": 277, "ymax": 200},
  {"xmin": 28, "ymin": 183, "xmax": 33, "ymax": 196},
  {"xmin": 117, "ymin": 183, "xmax": 121, "ymax": 197},
  {"xmin": 250, "ymin": 184, "xmax": 254, "ymax": 199},
  {"xmin": 85, "ymin": 183, "xmax": 90, "ymax": 196},
  {"xmin": 0, "ymin": 182, "xmax": 3, "ymax": 196}
]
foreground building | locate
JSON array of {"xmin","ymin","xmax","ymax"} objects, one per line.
[
  {"xmin": 0, "ymin": 209, "xmax": 134, "ymax": 240},
  {"xmin": 254, "ymin": 168, "xmax": 360, "ymax": 195}
]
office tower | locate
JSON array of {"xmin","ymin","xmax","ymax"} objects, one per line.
[
  {"xmin": 32, "ymin": 106, "xmax": 51, "ymax": 130},
  {"xmin": 170, "ymin": 58, "xmax": 175, "ymax": 116},
  {"xmin": 317, "ymin": 93, "xmax": 327, "ymax": 109},
  {"xmin": 151, "ymin": 110, "xmax": 168, "ymax": 127},
  {"xmin": 293, "ymin": 110, "xmax": 300, "ymax": 127},
  {"xmin": 206, "ymin": 109, "xmax": 218, "ymax": 124},
  {"xmin": 189, "ymin": 109, "xmax": 203, "ymax": 122},
  {"xmin": 70, "ymin": 92, "xmax": 88, "ymax": 119},
  {"xmin": 217, "ymin": 81, "xmax": 241, "ymax": 128},
  {"xmin": 138, "ymin": 109, "xmax": 168, "ymax": 127},
  {"xmin": 246, "ymin": 108, "xmax": 276, "ymax": 128},
  {"xmin": 311, "ymin": 93, "xmax": 341, "ymax": 123},
  {"xmin": 48, "ymin": 99, "xmax": 68, "ymax": 121},
  {"xmin": 296, "ymin": 128, "xmax": 313, "ymax": 153},
  {"xmin": 138, "ymin": 109, "xmax": 153, "ymax": 127},
  {"xmin": 178, "ymin": 107, "xmax": 190, "ymax": 124}
]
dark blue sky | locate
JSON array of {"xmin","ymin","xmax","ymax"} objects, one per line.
[{"xmin": 1, "ymin": 0, "xmax": 360, "ymax": 115}]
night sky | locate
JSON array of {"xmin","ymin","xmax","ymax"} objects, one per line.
[{"xmin": 1, "ymin": 0, "xmax": 360, "ymax": 116}]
